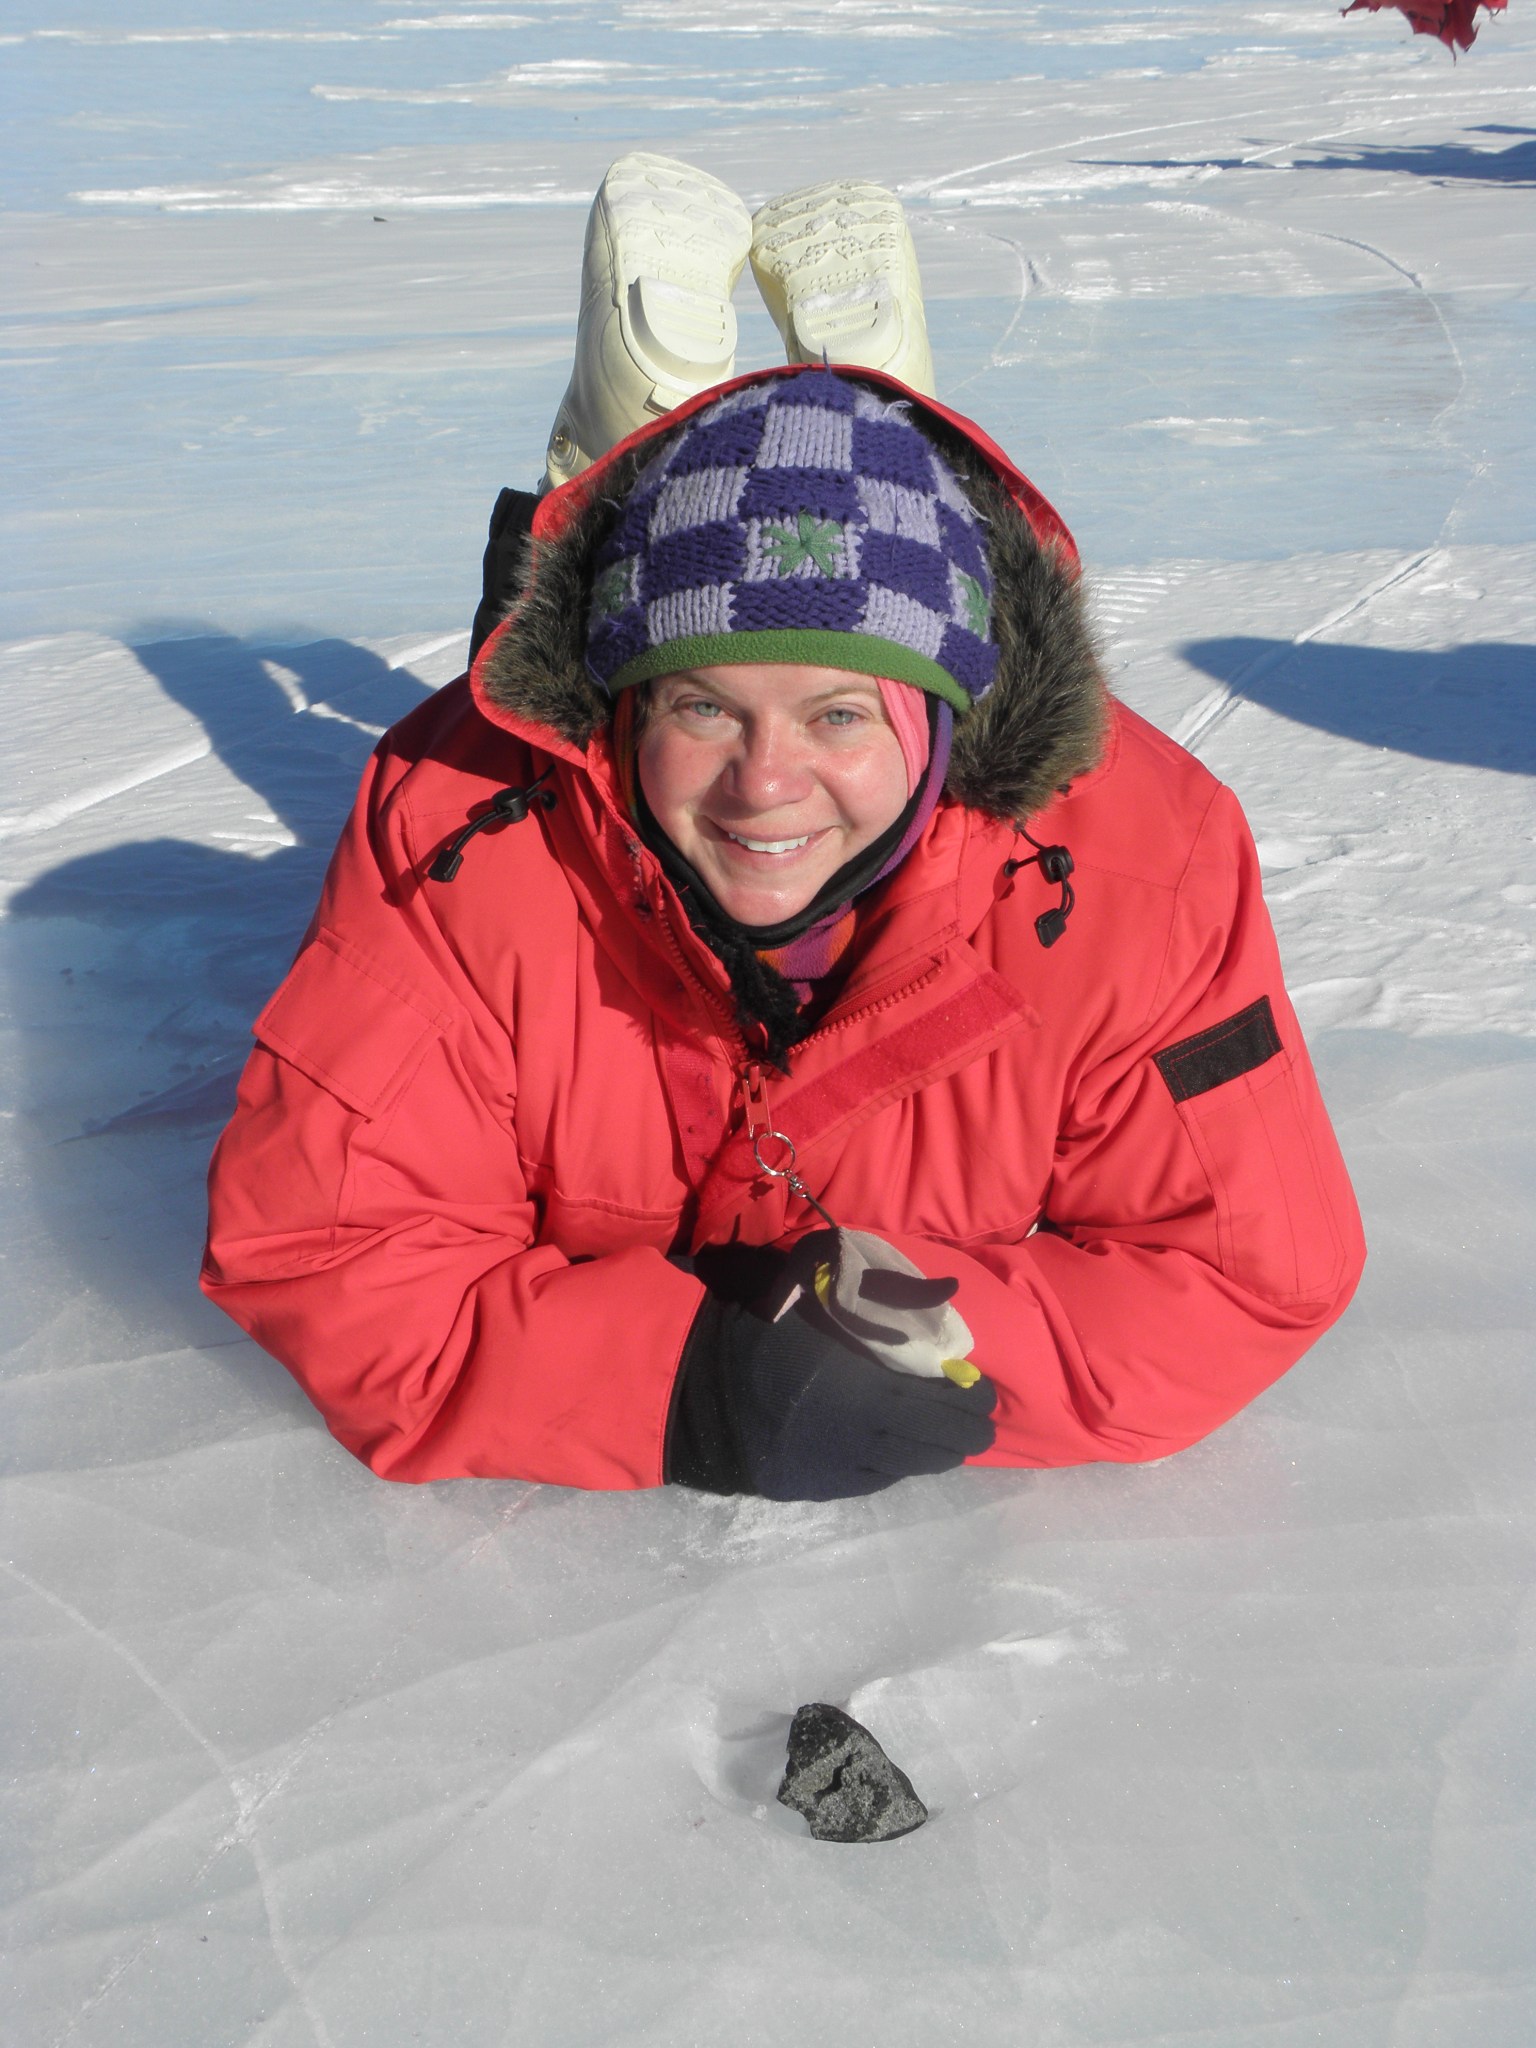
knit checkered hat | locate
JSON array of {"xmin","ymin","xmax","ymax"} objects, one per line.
[{"xmin": 585, "ymin": 371, "xmax": 997, "ymax": 714}]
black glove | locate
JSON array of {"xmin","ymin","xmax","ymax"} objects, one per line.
[{"xmin": 666, "ymin": 1239, "xmax": 997, "ymax": 1501}]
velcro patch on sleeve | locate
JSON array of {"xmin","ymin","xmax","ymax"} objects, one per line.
[{"xmin": 1154, "ymin": 996, "xmax": 1283, "ymax": 1103}]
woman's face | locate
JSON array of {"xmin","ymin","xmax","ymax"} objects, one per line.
[{"xmin": 636, "ymin": 663, "xmax": 912, "ymax": 928}]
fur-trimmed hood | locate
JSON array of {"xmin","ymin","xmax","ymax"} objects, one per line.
[{"xmin": 478, "ymin": 369, "xmax": 1108, "ymax": 826}]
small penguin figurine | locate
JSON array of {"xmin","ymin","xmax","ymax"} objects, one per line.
[{"xmin": 772, "ymin": 1228, "xmax": 980, "ymax": 1388}]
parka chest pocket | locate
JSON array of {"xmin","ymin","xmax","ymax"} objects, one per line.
[
  {"xmin": 1155, "ymin": 996, "xmax": 1347, "ymax": 1309},
  {"xmin": 254, "ymin": 928, "xmax": 449, "ymax": 1122}
]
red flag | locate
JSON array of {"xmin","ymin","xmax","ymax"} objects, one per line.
[{"xmin": 1343, "ymin": 0, "xmax": 1507, "ymax": 51}]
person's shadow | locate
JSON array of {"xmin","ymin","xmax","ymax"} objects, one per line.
[
  {"xmin": 5, "ymin": 633, "xmax": 438, "ymax": 1385},
  {"xmin": 11, "ymin": 632, "xmax": 437, "ymax": 1124},
  {"xmin": 1078, "ymin": 126, "xmax": 1536, "ymax": 187},
  {"xmin": 1296, "ymin": 126, "xmax": 1536, "ymax": 187},
  {"xmin": 1179, "ymin": 637, "xmax": 1536, "ymax": 775}
]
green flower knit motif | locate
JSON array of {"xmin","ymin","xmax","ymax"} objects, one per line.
[
  {"xmin": 592, "ymin": 559, "xmax": 633, "ymax": 619},
  {"xmin": 760, "ymin": 513, "xmax": 845, "ymax": 579},
  {"xmin": 954, "ymin": 569, "xmax": 990, "ymax": 638}
]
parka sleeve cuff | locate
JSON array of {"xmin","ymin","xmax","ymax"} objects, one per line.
[{"xmin": 874, "ymin": 1224, "xmax": 1360, "ymax": 1470}]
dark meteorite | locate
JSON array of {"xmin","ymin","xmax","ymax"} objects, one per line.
[{"xmin": 776, "ymin": 1702, "xmax": 928, "ymax": 1843}]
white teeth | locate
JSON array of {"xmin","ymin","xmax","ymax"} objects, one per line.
[{"xmin": 726, "ymin": 831, "xmax": 812, "ymax": 854}]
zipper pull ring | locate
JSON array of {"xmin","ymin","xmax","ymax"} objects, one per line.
[
  {"xmin": 740, "ymin": 1064, "xmax": 839, "ymax": 1228},
  {"xmin": 750, "ymin": 1126, "xmax": 840, "ymax": 1232}
]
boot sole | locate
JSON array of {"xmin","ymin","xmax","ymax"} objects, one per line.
[
  {"xmin": 749, "ymin": 179, "xmax": 935, "ymax": 397},
  {"xmin": 547, "ymin": 153, "xmax": 752, "ymax": 483},
  {"xmin": 594, "ymin": 153, "xmax": 752, "ymax": 401}
]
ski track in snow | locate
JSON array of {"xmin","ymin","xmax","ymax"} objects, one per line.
[{"xmin": 4, "ymin": 3, "xmax": 1535, "ymax": 2043}]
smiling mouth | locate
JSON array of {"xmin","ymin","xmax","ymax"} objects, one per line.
[{"xmin": 723, "ymin": 829, "xmax": 816, "ymax": 855}]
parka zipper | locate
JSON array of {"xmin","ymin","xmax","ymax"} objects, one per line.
[
  {"xmin": 733, "ymin": 1057, "xmax": 841, "ymax": 1230},
  {"xmin": 739, "ymin": 1059, "xmax": 774, "ymax": 1141},
  {"xmin": 634, "ymin": 839, "xmax": 945, "ymax": 1220},
  {"xmin": 728, "ymin": 967, "xmax": 945, "ymax": 1231}
]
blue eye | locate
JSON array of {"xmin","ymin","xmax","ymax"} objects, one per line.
[{"xmin": 822, "ymin": 707, "xmax": 863, "ymax": 728}]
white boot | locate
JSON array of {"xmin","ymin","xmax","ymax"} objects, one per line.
[
  {"xmin": 544, "ymin": 153, "xmax": 752, "ymax": 489},
  {"xmin": 749, "ymin": 179, "xmax": 936, "ymax": 399}
]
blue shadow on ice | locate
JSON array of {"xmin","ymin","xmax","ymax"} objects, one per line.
[
  {"xmin": 2, "ymin": 632, "xmax": 438, "ymax": 1426},
  {"xmin": 1296, "ymin": 126, "xmax": 1536, "ymax": 187},
  {"xmin": 1179, "ymin": 637, "xmax": 1536, "ymax": 775},
  {"xmin": 9, "ymin": 632, "xmax": 435, "ymax": 1129},
  {"xmin": 1081, "ymin": 126, "xmax": 1536, "ymax": 187},
  {"xmin": 0, "ymin": 634, "xmax": 442, "ymax": 1425}
]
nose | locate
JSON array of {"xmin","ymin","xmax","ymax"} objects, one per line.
[{"xmin": 722, "ymin": 714, "xmax": 814, "ymax": 812}]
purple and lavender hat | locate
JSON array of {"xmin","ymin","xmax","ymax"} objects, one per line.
[{"xmin": 584, "ymin": 370, "xmax": 998, "ymax": 714}]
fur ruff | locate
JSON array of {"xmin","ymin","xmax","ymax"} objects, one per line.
[{"xmin": 480, "ymin": 414, "xmax": 1108, "ymax": 826}]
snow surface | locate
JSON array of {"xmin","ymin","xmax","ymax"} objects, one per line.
[{"xmin": 3, "ymin": 3, "xmax": 1534, "ymax": 2042}]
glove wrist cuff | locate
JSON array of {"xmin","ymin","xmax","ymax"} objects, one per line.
[{"xmin": 664, "ymin": 1294, "xmax": 753, "ymax": 1495}]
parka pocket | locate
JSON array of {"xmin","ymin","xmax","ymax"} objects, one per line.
[
  {"xmin": 1173, "ymin": 1050, "xmax": 1347, "ymax": 1309},
  {"xmin": 254, "ymin": 927, "xmax": 450, "ymax": 1122}
]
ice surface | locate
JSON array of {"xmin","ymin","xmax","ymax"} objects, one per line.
[{"xmin": 2, "ymin": 2, "xmax": 1533, "ymax": 2042}]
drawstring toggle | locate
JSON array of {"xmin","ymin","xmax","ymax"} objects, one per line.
[
  {"xmin": 1003, "ymin": 827, "xmax": 1077, "ymax": 948},
  {"xmin": 428, "ymin": 769, "xmax": 556, "ymax": 882}
]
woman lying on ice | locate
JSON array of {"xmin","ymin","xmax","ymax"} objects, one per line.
[{"xmin": 201, "ymin": 155, "xmax": 1364, "ymax": 1500}]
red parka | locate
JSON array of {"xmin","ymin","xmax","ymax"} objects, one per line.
[{"xmin": 202, "ymin": 369, "xmax": 1364, "ymax": 1489}]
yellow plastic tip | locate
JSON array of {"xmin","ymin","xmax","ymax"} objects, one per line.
[
  {"xmin": 941, "ymin": 1358, "xmax": 982, "ymax": 1389},
  {"xmin": 813, "ymin": 1262, "xmax": 833, "ymax": 1307}
]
